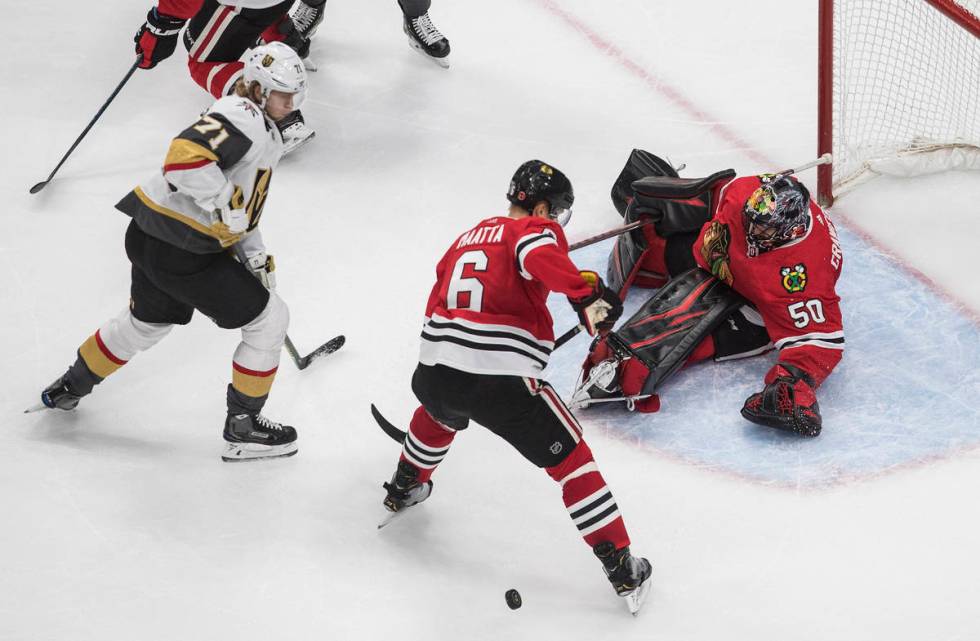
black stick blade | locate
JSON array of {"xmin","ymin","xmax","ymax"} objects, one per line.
[
  {"xmin": 298, "ymin": 334, "xmax": 345, "ymax": 370},
  {"xmin": 370, "ymin": 404, "xmax": 407, "ymax": 444},
  {"xmin": 29, "ymin": 181, "xmax": 49, "ymax": 194}
]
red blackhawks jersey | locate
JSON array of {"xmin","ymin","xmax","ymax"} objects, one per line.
[
  {"xmin": 693, "ymin": 175, "xmax": 845, "ymax": 386},
  {"xmin": 420, "ymin": 216, "xmax": 593, "ymax": 378}
]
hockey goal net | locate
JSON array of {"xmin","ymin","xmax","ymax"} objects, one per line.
[{"xmin": 817, "ymin": 0, "xmax": 980, "ymax": 206}]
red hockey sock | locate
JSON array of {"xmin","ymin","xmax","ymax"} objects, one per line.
[
  {"xmin": 399, "ymin": 406, "xmax": 457, "ymax": 483},
  {"xmin": 547, "ymin": 441, "xmax": 630, "ymax": 549},
  {"xmin": 188, "ymin": 59, "xmax": 244, "ymax": 98}
]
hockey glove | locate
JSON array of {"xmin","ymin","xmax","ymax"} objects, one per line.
[
  {"xmin": 246, "ymin": 253, "xmax": 277, "ymax": 290},
  {"xmin": 569, "ymin": 271, "xmax": 624, "ymax": 336},
  {"xmin": 134, "ymin": 8, "xmax": 187, "ymax": 69},
  {"xmin": 740, "ymin": 364, "xmax": 822, "ymax": 437}
]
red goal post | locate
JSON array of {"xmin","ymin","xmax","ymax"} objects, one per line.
[{"xmin": 817, "ymin": 0, "xmax": 980, "ymax": 206}]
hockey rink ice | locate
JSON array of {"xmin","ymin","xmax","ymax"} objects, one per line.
[{"xmin": 3, "ymin": 1, "xmax": 979, "ymax": 640}]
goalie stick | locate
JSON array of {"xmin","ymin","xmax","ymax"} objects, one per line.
[
  {"xmin": 567, "ymin": 153, "xmax": 833, "ymax": 252},
  {"xmin": 284, "ymin": 334, "xmax": 345, "ymax": 370}
]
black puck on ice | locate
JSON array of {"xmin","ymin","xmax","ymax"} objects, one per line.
[{"xmin": 505, "ymin": 588, "xmax": 522, "ymax": 610}]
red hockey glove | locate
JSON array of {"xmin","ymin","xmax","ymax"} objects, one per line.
[
  {"xmin": 569, "ymin": 271, "xmax": 624, "ymax": 336},
  {"xmin": 740, "ymin": 364, "xmax": 822, "ymax": 437},
  {"xmin": 134, "ymin": 8, "xmax": 187, "ymax": 69}
]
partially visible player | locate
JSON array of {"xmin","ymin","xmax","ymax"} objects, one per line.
[
  {"xmin": 287, "ymin": 0, "xmax": 451, "ymax": 67},
  {"xmin": 133, "ymin": 0, "xmax": 316, "ymax": 153},
  {"xmin": 578, "ymin": 153, "xmax": 844, "ymax": 437},
  {"xmin": 377, "ymin": 161, "xmax": 652, "ymax": 614},
  {"xmin": 31, "ymin": 43, "xmax": 308, "ymax": 462}
]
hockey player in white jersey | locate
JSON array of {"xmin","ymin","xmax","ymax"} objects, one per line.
[{"xmin": 31, "ymin": 42, "xmax": 307, "ymax": 462}]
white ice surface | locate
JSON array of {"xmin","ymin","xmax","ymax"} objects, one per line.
[{"xmin": 2, "ymin": 1, "xmax": 979, "ymax": 640}]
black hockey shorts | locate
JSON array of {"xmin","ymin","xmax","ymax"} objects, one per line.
[
  {"xmin": 411, "ymin": 363, "xmax": 583, "ymax": 469},
  {"xmin": 124, "ymin": 220, "xmax": 269, "ymax": 329},
  {"xmin": 183, "ymin": 0, "xmax": 294, "ymax": 62}
]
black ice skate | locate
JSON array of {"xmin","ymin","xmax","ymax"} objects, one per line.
[
  {"xmin": 277, "ymin": 110, "xmax": 315, "ymax": 155},
  {"xmin": 379, "ymin": 460, "xmax": 433, "ymax": 528},
  {"xmin": 594, "ymin": 542, "xmax": 653, "ymax": 616},
  {"xmin": 222, "ymin": 412, "xmax": 298, "ymax": 462},
  {"xmin": 25, "ymin": 374, "xmax": 84, "ymax": 413},
  {"xmin": 403, "ymin": 12, "xmax": 450, "ymax": 68},
  {"xmin": 290, "ymin": 0, "xmax": 326, "ymax": 39}
]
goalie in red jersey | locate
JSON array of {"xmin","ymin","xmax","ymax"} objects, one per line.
[
  {"xmin": 376, "ymin": 160, "xmax": 652, "ymax": 614},
  {"xmin": 574, "ymin": 150, "xmax": 844, "ymax": 438}
]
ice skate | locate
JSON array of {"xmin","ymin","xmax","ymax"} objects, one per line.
[
  {"xmin": 26, "ymin": 374, "xmax": 83, "ymax": 413},
  {"xmin": 222, "ymin": 412, "xmax": 298, "ymax": 462},
  {"xmin": 403, "ymin": 12, "xmax": 450, "ymax": 68},
  {"xmin": 290, "ymin": 0, "xmax": 326, "ymax": 39},
  {"xmin": 594, "ymin": 542, "xmax": 653, "ymax": 616},
  {"xmin": 379, "ymin": 460, "xmax": 433, "ymax": 528},
  {"xmin": 278, "ymin": 110, "xmax": 316, "ymax": 155}
]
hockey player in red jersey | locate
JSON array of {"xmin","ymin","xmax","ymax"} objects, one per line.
[
  {"xmin": 576, "ymin": 151, "xmax": 844, "ymax": 437},
  {"xmin": 377, "ymin": 160, "xmax": 653, "ymax": 614},
  {"xmin": 30, "ymin": 43, "xmax": 307, "ymax": 462},
  {"xmin": 132, "ymin": 0, "xmax": 316, "ymax": 153}
]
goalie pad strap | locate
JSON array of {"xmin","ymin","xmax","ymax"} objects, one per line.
[{"xmin": 610, "ymin": 268, "xmax": 746, "ymax": 396}]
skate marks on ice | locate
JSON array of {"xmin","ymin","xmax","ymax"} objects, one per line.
[{"xmin": 545, "ymin": 229, "xmax": 980, "ymax": 487}]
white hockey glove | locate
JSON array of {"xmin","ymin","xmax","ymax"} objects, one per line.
[
  {"xmin": 246, "ymin": 253, "xmax": 277, "ymax": 290},
  {"xmin": 202, "ymin": 182, "xmax": 249, "ymax": 235}
]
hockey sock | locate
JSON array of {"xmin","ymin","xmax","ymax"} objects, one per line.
[
  {"xmin": 72, "ymin": 308, "xmax": 173, "ymax": 394},
  {"xmin": 547, "ymin": 441, "xmax": 630, "ymax": 550},
  {"xmin": 231, "ymin": 293, "xmax": 286, "ymax": 402},
  {"xmin": 187, "ymin": 59, "xmax": 245, "ymax": 99},
  {"xmin": 399, "ymin": 406, "xmax": 456, "ymax": 483}
]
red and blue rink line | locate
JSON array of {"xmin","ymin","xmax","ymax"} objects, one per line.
[{"xmin": 545, "ymin": 229, "xmax": 980, "ymax": 488}]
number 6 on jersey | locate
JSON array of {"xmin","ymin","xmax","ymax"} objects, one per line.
[{"xmin": 447, "ymin": 250, "xmax": 488, "ymax": 312}]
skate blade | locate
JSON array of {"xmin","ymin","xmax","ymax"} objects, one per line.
[
  {"xmin": 405, "ymin": 38, "xmax": 450, "ymax": 69},
  {"xmin": 23, "ymin": 402, "xmax": 49, "ymax": 413},
  {"xmin": 377, "ymin": 509, "xmax": 403, "ymax": 529},
  {"xmin": 302, "ymin": 56, "xmax": 318, "ymax": 72},
  {"xmin": 221, "ymin": 441, "xmax": 298, "ymax": 462},
  {"xmin": 624, "ymin": 579, "xmax": 652, "ymax": 616}
]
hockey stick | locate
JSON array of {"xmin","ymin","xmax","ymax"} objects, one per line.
[
  {"xmin": 567, "ymin": 154, "xmax": 833, "ymax": 253},
  {"xmin": 371, "ymin": 404, "xmax": 408, "ymax": 444},
  {"xmin": 30, "ymin": 59, "xmax": 141, "ymax": 194},
  {"xmin": 284, "ymin": 334, "xmax": 345, "ymax": 370}
]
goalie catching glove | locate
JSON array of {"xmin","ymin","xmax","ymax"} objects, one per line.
[
  {"xmin": 740, "ymin": 364, "xmax": 822, "ymax": 438},
  {"xmin": 569, "ymin": 271, "xmax": 623, "ymax": 336}
]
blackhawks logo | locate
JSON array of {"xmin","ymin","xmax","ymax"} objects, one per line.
[
  {"xmin": 780, "ymin": 264, "xmax": 807, "ymax": 293},
  {"xmin": 700, "ymin": 221, "xmax": 733, "ymax": 285}
]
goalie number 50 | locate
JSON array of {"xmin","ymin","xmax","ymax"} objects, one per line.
[{"xmin": 787, "ymin": 300, "xmax": 825, "ymax": 328}]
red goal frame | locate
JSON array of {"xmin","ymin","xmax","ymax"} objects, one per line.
[{"xmin": 817, "ymin": 0, "xmax": 980, "ymax": 206}]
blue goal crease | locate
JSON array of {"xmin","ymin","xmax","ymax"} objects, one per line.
[{"xmin": 544, "ymin": 226, "xmax": 980, "ymax": 488}]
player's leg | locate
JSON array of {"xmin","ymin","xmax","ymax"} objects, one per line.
[
  {"xmin": 382, "ymin": 364, "xmax": 469, "ymax": 512},
  {"xmin": 38, "ymin": 222, "xmax": 186, "ymax": 411},
  {"xmin": 398, "ymin": 0, "xmax": 450, "ymax": 67},
  {"xmin": 473, "ymin": 376, "xmax": 652, "ymax": 605},
  {"xmin": 184, "ymin": 0, "xmax": 295, "ymax": 98}
]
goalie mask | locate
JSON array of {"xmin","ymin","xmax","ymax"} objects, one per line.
[
  {"xmin": 507, "ymin": 160, "xmax": 575, "ymax": 226},
  {"xmin": 742, "ymin": 176, "xmax": 811, "ymax": 255},
  {"xmin": 243, "ymin": 41, "xmax": 308, "ymax": 111}
]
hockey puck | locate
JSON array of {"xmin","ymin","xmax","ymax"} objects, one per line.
[{"xmin": 505, "ymin": 589, "xmax": 522, "ymax": 610}]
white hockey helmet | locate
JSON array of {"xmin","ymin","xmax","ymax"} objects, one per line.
[{"xmin": 242, "ymin": 41, "xmax": 308, "ymax": 109}]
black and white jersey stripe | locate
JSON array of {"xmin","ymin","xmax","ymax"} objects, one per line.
[
  {"xmin": 515, "ymin": 230, "xmax": 558, "ymax": 280},
  {"xmin": 775, "ymin": 330, "xmax": 845, "ymax": 351},
  {"xmin": 420, "ymin": 314, "xmax": 555, "ymax": 377},
  {"xmin": 401, "ymin": 430, "xmax": 451, "ymax": 470},
  {"xmin": 566, "ymin": 486, "xmax": 622, "ymax": 537}
]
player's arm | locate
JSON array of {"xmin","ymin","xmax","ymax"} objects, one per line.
[
  {"xmin": 134, "ymin": 1, "xmax": 203, "ymax": 69},
  {"xmin": 517, "ymin": 229, "xmax": 623, "ymax": 335},
  {"xmin": 162, "ymin": 111, "xmax": 254, "ymax": 230},
  {"xmin": 741, "ymin": 293, "xmax": 844, "ymax": 437}
]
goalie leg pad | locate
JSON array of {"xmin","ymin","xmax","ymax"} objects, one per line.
[
  {"xmin": 578, "ymin": 269, "xmax": 745, "ymax": 406},
  {"xmin": 610, "ymin": 149, "xmax": 679, "ymax": 217}
]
